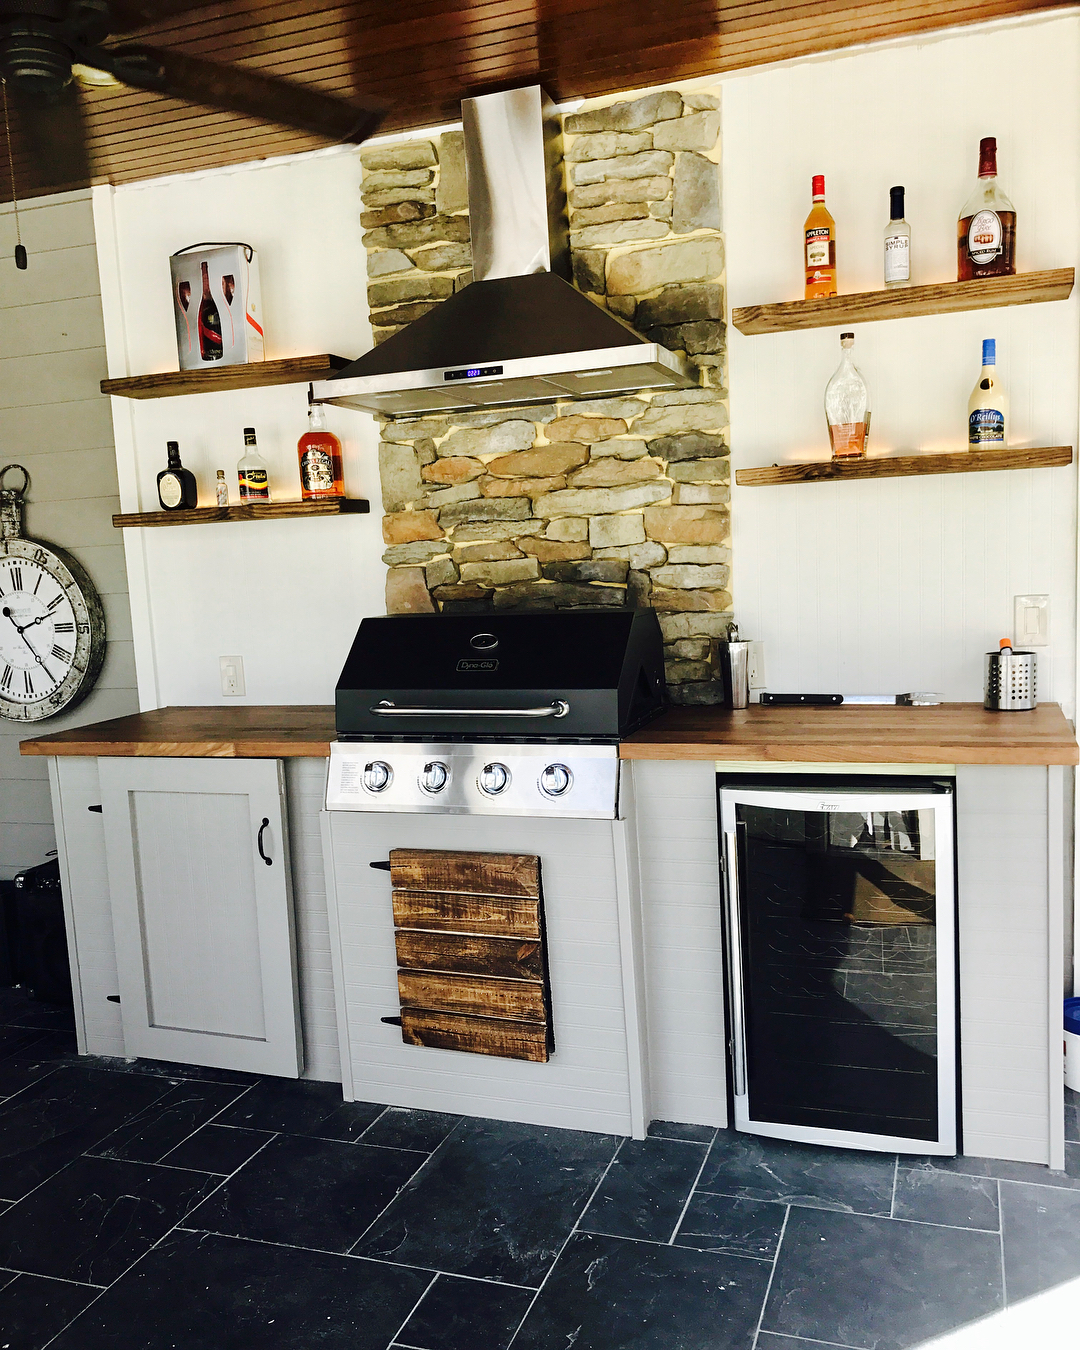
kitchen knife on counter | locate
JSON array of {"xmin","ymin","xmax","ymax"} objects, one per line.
[{"xmin": 759, "ymin": 693, "xmax": 942, "ymax": 706}]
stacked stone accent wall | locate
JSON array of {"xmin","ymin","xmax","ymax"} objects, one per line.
[{"xmin": 360, "ymin": 87, "xmax": 732, "ymax": 705}]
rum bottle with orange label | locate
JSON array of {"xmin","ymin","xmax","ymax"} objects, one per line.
[
  {"xmin": 237, "ymin": 426, "xmax": 271, "ymax": 502},
  {"xmin": 297, "ymin": 384, "xmax": 344, "ymax": 499},
  {"xmin": 958, "ymin": 137, "xmax": 1015, "ymax": 280},
  {"xmin": 804, "ymin": 175, "xmax": 837, "ymax": 298}
]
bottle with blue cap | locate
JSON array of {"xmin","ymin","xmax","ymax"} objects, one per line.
[{"xmin": 968, "ymin": 338, "xmax": 1008, "ymax": 448}]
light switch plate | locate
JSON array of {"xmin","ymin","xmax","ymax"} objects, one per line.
[
  {"xmin": 748, "ymin": 641, "xmax": 766, "ymax": 688},
  {"xmin": 1014, "ymin": 595, "xmax": 1049, "ymax": 647},
  {"xmin": 220, "ymin": 655, "xmax": 246, "ymax": 696}
]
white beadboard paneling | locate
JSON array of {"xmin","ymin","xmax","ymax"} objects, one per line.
[
  {"xmin": 723, "ymin": 16, "xmax": 1079, "ymax": 714},
  {"xmin": 325, "ymin": 809, "xmax": 632, "ymax": 1135},
  {"xmin": 631, "ymin": 760, "xmax": 727, "ymax": 1129}
]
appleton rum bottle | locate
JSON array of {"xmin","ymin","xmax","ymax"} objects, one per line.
[
  {"xmin": 824, "ymin": 332, "xmax": 871, "ymax": 459},
  {"xmin": 198, "ymin": 260, "xmax": 224, "ymax": 361},
  {"xmin": 958, "ymin": 138, "xmax": 1016, "ymax": 281},
  {"xmin": 804, "ymin": 175, "xmax": 837, "ymax": 298},
  {"xmin": 297, "ymin": 385, "xmax": 344, "ymax": 499}
]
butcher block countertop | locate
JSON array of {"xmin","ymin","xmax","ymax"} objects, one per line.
[{"xmin": 19, "ymin": 701, "xmax": 1078, "ymax": 765}]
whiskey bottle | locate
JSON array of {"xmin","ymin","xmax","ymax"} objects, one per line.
[
  {"xmin": 968, "ymin": 339, "xmax": 1008, "ymax": 448},
  {"xmin": 198, "ymin": 260, "xmax": 224, "ymax": 362},
  {"xmin": 958, "ymin": 138, "xmax": 1016, "ymax": 281},
  {"xmin": 297, "ymin": 385, "xmax": 344, "ymax": 500},
  {"xmin": 157, "ymin": 441, "xmax": 198, "ymax": 510},
  {"xmin": 884, "ymin": 186, "xmax": 911, "ymax": 288},
  {"xmin": 237, "ymin": 427, "xmax": 271, "ymax": 502},
  {"xmin": 824, "ymin": 331, "xmax": 871, "ymax": 459},
  {"xmin": 804, "ymin": 175, "xmax": 837, "ymax": 299}
]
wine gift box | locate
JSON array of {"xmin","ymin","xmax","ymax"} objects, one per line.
[{"xmin": 170, "ymin": 243, "xmax": 265, "ymax": 371}]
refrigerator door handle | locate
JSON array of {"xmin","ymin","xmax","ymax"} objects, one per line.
[{"xmin": 723, "ymin": 828, "xmax": 748, "ymax": 1099}]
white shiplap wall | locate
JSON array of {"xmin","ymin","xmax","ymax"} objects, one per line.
[
  {"xmin": 723, "ymin": 15, "xmax": 1080, "ymax": 713},
  {"xmin": 0, "ymin": 191, "xmax": 138, "ymax": 879}
]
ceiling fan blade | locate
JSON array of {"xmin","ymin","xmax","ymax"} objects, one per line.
[
  {"xmin": 96, "ymin": 43, "xmax": 387, "ymax": 144},
  {"xmin": 105, "ymin": 0, "xmax": 226, "ymax": 37},
  {"xmin": 9, "ymin": 81, "xmax": 94, "ymax": 194}
]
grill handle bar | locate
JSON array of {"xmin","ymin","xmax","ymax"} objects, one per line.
[{"xmin": 370, "ymin": 699, "xmax": 570, "ymax": 719}]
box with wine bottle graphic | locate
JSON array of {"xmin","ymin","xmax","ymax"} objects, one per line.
[{"xmin": 169, "ymin": 243, "xmax": 265, "ymax": 371}]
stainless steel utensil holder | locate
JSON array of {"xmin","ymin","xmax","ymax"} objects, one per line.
[{"xmin": 984, "ymin": 648, "xmax": 1037, "ymax": 711}]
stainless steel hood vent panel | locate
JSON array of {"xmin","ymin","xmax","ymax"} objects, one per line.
[
  {"xmin": 316, "ymin": 273, "xmax": 696, "ymax": 416},
  {"xmin": 316, "ymin": 85, "xmax": 700, "ymax": 418}
]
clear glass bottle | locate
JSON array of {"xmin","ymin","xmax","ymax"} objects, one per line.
[
  {"xmin": 968, "ymin": 338, "xmax": 1008, "ymax": 449},
  {"xmin": 804, "ymin": 174, "xmax": 837, "ymax": 299},
  {"xmin": 958, "ymin": 137, "xmax": 1016, "ymax": 280},
  {"xmin": 215, "ymin": 469, "xmax": 229, "ymax": 506},
  {"xmin": 884, "ymin": 185, "xmax": 911, "ymax": 288},
  {"xmin": 297, "ymin": 385, "xmax": 345, "ymax": 499},
  {"xmin": 824, "ymin": 331, "xmax": 871, "ymax": 459},
  {"xmin": 237, "ymin": 426, "xmax": 271, "ymax": 502}
]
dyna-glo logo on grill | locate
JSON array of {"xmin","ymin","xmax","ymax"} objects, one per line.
[{"xmin": 457, "ymin": 658, "xmax": 499, "ymax": 673}]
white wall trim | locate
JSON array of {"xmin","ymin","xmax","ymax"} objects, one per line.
[{"xmin": 612, "ymin": 767, "xmax": 652, "ymax": 1138}]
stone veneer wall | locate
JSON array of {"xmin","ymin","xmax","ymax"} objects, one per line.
[{"xmin": 359, "ymin": 87, "xmax": 731, "ymax": 704}]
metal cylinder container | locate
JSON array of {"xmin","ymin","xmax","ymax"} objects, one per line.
[
  {"xmin": 984, "ymin": 646, "xmax": 1037, "ymax": 711},
  {"xmin": 720, "ymin": 640, "xmax": 751, "ymax": 709}
]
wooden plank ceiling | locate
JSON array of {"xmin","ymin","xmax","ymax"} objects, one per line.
[{"xmin": 2, "ymin": 0, "xmax": 1071, "ymax": 202}]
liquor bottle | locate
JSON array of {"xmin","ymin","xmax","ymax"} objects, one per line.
[
  {"xmin": 297, "ymin": 384, "xmax": 345, "ymax": 500},
  {"xmin": 156, "ymin": 441, "xmax": 198, "ymax": 510},
  {"xmin": 824, "ymin": 331, "xmax": 871, "ymax": 459},
  {"xmin": 968, "ymin": 338, "xmax": 1008, "ymax": 448},
  {"xmin": 958, "ymin": 137, "xmax": 1016, "ymax": 281},
  {"xmin": 215, "ymin": 469, "xmax": 229, "ymax": 506},
  {"xmin": 198, "ymin": 260, "xmax": 224, "ymax": 362},
  {"xmin": 884, "ymin": 186, "xmax": 911, "ymax": 288},
  {"xmin": 237, "ymin": 427, "xmax": 271, "ymax": 502},
  {"xmin": 804, "ymin": 175, "xmax": 837, "ymax": 299}
]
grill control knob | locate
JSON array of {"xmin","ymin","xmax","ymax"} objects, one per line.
[
  {"xmin": 362, "ymin": 761, "xmax": 393, "ymax": 793},
  {"xmin": 478, "ymin": 762, "xmax": 511, "ymax": 795},
  {"xmin": 539, "ymin": 763, "xmax": 573, "ymax": 797},
  {"xmin": 419, "ymin": 761, "xmax": 450, "ymax": 794}
]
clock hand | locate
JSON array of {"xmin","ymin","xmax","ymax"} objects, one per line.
[{"xmin": 3, "ymin": 613, "xmax": 54, "ymax": 682}]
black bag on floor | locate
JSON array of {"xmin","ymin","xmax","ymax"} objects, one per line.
[{"xmin": 12, "ymin": 857, "xmax": 73, "ymax": 1006}]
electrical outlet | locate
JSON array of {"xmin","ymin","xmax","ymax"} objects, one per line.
[
  {"xmin": 1014, "ymin": 595, "xmax": 1049, "ymax": 647},
  {"xmin": 219, "ymin": 656, "xmax": 246, "ymax": 697},
  {"xmin": 748, "ymin": 641, "xmax": 766, "ymax": 688}
]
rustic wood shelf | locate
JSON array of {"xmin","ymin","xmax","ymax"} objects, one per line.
[
  {"xmin": 101, "ymin": 354, "xmax": 352, "ymax": 400},
  {"xmin": 731, "ymin": 269, "xmax": 1075, "ymax": 336},
  {"xmin": 113, "ymin": 499, "xmax": 371, "ymax": 528},
  {"xmin": 735, "ymin": 445, "xmax": 1073, "ymax": 487}
]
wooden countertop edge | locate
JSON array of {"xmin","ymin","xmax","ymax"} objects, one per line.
[
  {"xmin": 18, "ymin": 738, "xmax": 335, "ymax": 758},
  {"xmin": 618, "ymin": 742, "xmax": 1080, "ymax": 765}
]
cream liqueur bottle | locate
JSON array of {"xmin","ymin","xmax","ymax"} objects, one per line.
[{"xmin": 968, "ymin": 338, "xmax": 1008, "ymax": 448}]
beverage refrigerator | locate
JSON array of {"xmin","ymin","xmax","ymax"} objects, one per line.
[{"xmin": 718, "ymin": 776, "xmax": 958, "ymax": 1155}]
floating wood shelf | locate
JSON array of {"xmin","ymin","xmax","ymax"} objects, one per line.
[
  {"xmin": 101, "ymin": 354, "xmax": 352, "ymax": 400},
  {"xmin": 113, "ymin": 499, "xmax": 370, "ymax": 528},
  {"xmin": 731, "ymin": 269, "xmax": 1075, "ymax": 336},
  {"xmin": 735, "ymin": 445, "xmax": 1073, "ymax": 487}
]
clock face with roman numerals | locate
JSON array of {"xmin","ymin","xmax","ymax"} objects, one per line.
[{"xmin": 0, "ymin": 537, "xmax": 106, "ymax": 722}]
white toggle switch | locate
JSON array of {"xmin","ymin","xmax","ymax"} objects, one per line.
[
  {"xmin": 220, "ymin": 655, "xmax": 246, "ymax": 696},
  {"xmin": 1014, "ymin": 595, "xmax": 1049, "ymax": 648}
]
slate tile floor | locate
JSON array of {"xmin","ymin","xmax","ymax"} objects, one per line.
[{"xmin": 2, "ymin": 986, "xmax": 1080, "ymax": 1349}]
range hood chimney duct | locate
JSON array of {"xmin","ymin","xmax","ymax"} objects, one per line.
[{"xmin": 315, "ymin": 85, "xmax": 699, "ymax": 418}]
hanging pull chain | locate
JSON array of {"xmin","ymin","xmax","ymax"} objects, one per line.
[{"xmin": 1, "ymin": 79, "xmax": 26, "ymax": 270}]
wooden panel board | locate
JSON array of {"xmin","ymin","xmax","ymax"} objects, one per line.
[
  {"xmin": 113, "ymin": 499, "xmax": 371, "ymax": 528},
  {"xmin": 398, "ymin": 969, "xmax": 546, "ymax": 1021},
  {"xmin": 395, "ymin": 929, "xmax": 544, "ymax": 980},
  {"xmin": 391, "ymin": 888, "xmax": 541, "ymax": 938},
  {"xmin": 735, "ymin": 446, "xmax": 1073, "ymax": 488},
  {"xmin": 101, "ymin": 354, "xmax": 351, "ymax": 399},
  {"xmin": 400, "ymin": 1007, "xmax": 549, "ymax": 1063},
  {"xmin": 731, "ymin": 269, "xmax": 1075, "ymax": 335},
  {"xmin": 389, "ymin": 848, "xmax": 541, "ymax": 898}
]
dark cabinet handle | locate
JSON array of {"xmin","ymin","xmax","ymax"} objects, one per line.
[
  {"xmin": 257, "ymin": 818, "xmax": 273, "ymax": 866},
  {"xmin": 88, "ymin": 804, "xmax": 102, "ymax": 813}
]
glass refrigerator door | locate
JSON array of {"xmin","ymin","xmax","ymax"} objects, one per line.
[{"xmin": 721, "ymin": 788, "xmax": 956, "ymax": 1154}]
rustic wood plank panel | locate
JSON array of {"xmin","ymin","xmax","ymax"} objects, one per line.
[
  {"xmin": 113, "ymin": 499, "xmax": 371, "ymax": 528},
  {"xmin": 389, "ymin": 848, "xmax": 541, "ymax": 898},
  {"xmin": 391, "ymin": 888, "xmax": 542, "ymax": 937},
  {"xmin": 101, "ymin": 354, "xmax": 351, "ymax": 399},
  {"xmin": 400, "ymin": 1008, "xmax": 549, "ymax": 1062},
  {"xmin": 735, "ymin": 446, "xmax": 1073, "ymax": 488},
  {"xmin": 731, "ymin": 269, "xmax": 1076, "ymax": 335},
  {"xmin": 395, "ymin": 930, "xmax": 544, "ymax": 980},
  {"xmin": 398, "ymin": 969, "xmax": 546, "ymax": 1021}
]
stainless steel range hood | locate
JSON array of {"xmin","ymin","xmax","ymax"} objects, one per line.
[{"xmin": 314, "ymin": 85, "xmax": 699, "ymax": 418}]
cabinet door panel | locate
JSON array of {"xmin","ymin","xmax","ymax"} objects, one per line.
[{"xmin": 99, "ymin": 757, "xmax": 301, "ymax": 1077}]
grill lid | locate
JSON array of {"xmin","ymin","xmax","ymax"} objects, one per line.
[{"xmin": 335, "ymin": 610, "xmax": 666, "ymax": 742}]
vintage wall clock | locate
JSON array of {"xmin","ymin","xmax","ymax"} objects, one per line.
[{"xmin": 0, "ymin": 465, "xmax": 106, "ymax": 722}]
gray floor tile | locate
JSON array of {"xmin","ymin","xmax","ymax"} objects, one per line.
[
  {"xmin": 674, "ymin": 1191, "xmax": 786, "ymax": 1260},
  {"xmin": 578, "ymin": 1136, "xmax": 707, "ymax": 1242},
  {"xmin": 1001, "ymin": 1178, "xmax": 1080, "ymax": 1303},
  {"xmin": 647, "ymin": 1120, "xmax": 717, "ymax": 1144},
  {"xmin": 892, "ymin": 1167, "xmax": 1000, "ymax": 1230},
  {"xmin": 396, "ymin": 1272, "xmax": 533, "ymax": 1350}
]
